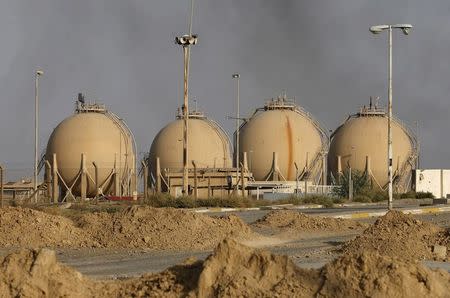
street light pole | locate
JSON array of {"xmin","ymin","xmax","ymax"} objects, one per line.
[
  {"xmin": 387, "ymin": 26, "xmax": 393, "ymax": 210},
  {"xmin": 34, "ymin": 70, "xmax": 43, "ymax": 203},
  {"xmin": 370, "ymin": 23, "xmax": 412, "ymax": 210},
  {"xmin": 232, "ymin": 73, "xmax": 240, "ymax": 191}
]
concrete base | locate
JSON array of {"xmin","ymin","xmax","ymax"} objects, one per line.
[{"xmin": 433, "ymin": 198, "xmax": 450, "ymax": 205}]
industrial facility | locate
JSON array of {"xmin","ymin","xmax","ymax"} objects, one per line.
[
  {"xmin": 239, "ymin": 95, "xmax": 328, "ymax": 185},
  {"xmin": 328, "ymin": 98, "xmax": 419, "ymax": 193},
  {"xmin": 3, "ymin": 93, "xmax": 427, "ymax": 202},
  {"xmin": 44, "ymin": 94, "xmax": 137, "ymax": 202},
  {"xmin": 33, "ymin": 93, "xmax": 424, "ymax": 201},
  {"xmin": 148, "ymin": 108, "xmax": 251, "ymax": 198}
]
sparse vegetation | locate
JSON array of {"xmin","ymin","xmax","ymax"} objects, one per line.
[
  {"xmin": 334, "ymin": 170, "xmax": 389, "ymax": 202},
  {"xmin": 334, "ymin": 170, "xmax": 435, "ymax": 202},
  {"xmin": 397, "ymin": 191, "xmax": 434, "ymax": 199},
  {"xmin": 141, "ymin": 193, "xmax": 343, "ymax": 208}
]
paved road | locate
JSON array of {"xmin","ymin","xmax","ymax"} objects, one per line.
[
  {"xmin": 57, "ymin": 233, "xmax": 353, "ymax": 279},
  {"xmin": 207, "ymin": 205, "xmax": 450, "ymax": 225}
]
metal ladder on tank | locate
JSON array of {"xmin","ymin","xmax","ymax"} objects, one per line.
[{"xmin": 104, "ymin": 110, "xmax": 137, "ymax": 196}]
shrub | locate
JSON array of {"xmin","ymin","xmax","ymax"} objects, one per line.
[
  {"xmin": 353, "ymin": 195, "xmax": 372, "ymax": 203},
  {"xmin": 398, "ymin": 191, "xmax": 434, "ymax": 199}
]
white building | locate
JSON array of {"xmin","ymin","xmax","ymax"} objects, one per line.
[{"xmin": 414, "ymin": 169, "xmax": 450, "ymax": 199}]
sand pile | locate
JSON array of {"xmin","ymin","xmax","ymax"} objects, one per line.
[
  {"xmin": 1, "ymin": 240, "xmax": 449, "ymax": 297},
  {"xmin": 107, "ymin": 240, "xmax": 450, "ymax": 298},
  {"xmin": 107, "ymin": 258, "xmax": 203, "ymax": 297},
  {"xmin": 343, "ymin": 210, "xmax": 449, "ymax": 261},
  {"xmin": 195, "ymin": 238, "xmax": 319, "ymax": 297},
  {"xmin": 0, "ymin": 248, "xmax": 99, "ymax": 298},
  {"xmin": 76, "ymin": 206, "xmax": 254, "ymax": 250},
  {"xmin": 0, "ymin": 207, "xmax": 94, "ymax": 248},
  {"xmin": 318, "ymin": 251, "xmax": 450, "ymax": 297},
  {"xmin": 0, "ymin": 206, "xmax": 253, "ymax": 250},
  {"xmin": 253, "ymin": 210, "xmax": 366, "ymax": 233}
]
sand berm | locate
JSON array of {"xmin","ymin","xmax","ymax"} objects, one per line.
[
  {"xmin": 0, "ymin": 206, "xmax": 253, "ymax": 250},
  {"xmin": 343, "ymin": 210, "xmax": 450, "ymax": 261},
  {"xmin": 0, "ymin": 239, "xmax": 449, "ymax": 297}
]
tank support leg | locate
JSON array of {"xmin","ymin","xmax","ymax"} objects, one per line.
[
  {"xmin": 272, "ymin": 152, "xmax": 279, "ymax": 181},
  {"xmin": 322, "ymin": 152, "xmax": 327, "ymax": 190},
  {"xmin": 52, "ymin": 153, "xmax": 59, "ymax": 203},
  {"xmin": 192, "ymin": 161, "xmax": 198, "ymax": 199},
  {"xmin": 207, "ymin": 176, "xmax": 211, "ymax": 198},
  {"xmin": 142, "ymin": 161, "xmax": 148, "ymax": 200},
  {"xmin": 131, "ymin": 155, "xmax": 137, "ymax": 197},
  {"xmin": 80, "ymin": 153, "xmax": 87, "ymax": 200},
  {"xmin": 114, "ymin": 153, "xmax": 120, "ymax": 196},
  {"xmin": 240, "ymin": 162, "xmax": 246, "ymax": 197},
  {"xmin": 337, "ymin": 155, "xmax": 342, "ymax": 184},
  {"xmin": 156, "ymin": 157, "xmax": 161, "ymax": 193},
  {"xmin": 45, "ymin": 161, "xmax": 51, "ymax": 199}
]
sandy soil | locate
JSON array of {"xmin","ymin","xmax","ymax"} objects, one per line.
[
  {"xmin": 252, "ymin": 210, "xmax": 367, "ymax": 237},
  {"xmin": 343, "ymin": 210, "xmax": 450, "ymax": 261},
  {"xmin": 0, "ymin": 206, "xmax": 254, "ymax": 250},
  {"xmin": 1, "ymin": 239, "xmax": 449, "ymax": 298},
  {"xmin": 0, "ymin": 206, "xmax": 449, "ymax": 297}
]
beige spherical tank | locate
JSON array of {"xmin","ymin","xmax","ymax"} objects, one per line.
[
  {"xmin": 328, "ymin": 103, "xmax": 417, "ymax": 190},
  {"xmin": 149, "ymin": 112, "xmax": 232, "ymax": 173},
  {"xmin": 239, "ymin": 98, "xmax": 327, "ymax": 181},
  {"xmin": 46, "ymin": 102, "xmax": 136, "ymax": 197}
]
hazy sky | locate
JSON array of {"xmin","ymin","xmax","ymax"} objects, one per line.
[{"xmin": 0, "ymin": 0, "xmax": 449, "ymax": 175}]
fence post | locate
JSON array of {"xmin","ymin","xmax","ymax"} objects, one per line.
[
  {"xmin": 142, "ymin": 161, "xmax": 148, "ymax": 200},
  {"xmin": 0, "ymin": 165, "xmax": 3, "ymax": 207}
]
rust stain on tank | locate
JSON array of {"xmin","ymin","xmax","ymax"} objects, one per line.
[{"xmin": 285, "ymin": 115, "xmax": 293, "ymax": 180}]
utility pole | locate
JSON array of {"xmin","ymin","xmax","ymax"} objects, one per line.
[
  {"xmin": 232, "ymin": 73, "xmax": 240, "ymax": 192},
  {"xmin": 34, "ymin": 70, "xmax": 43, "ymax": 203},
  {"xmin": 415, "ymin": 121, "xmax": 420, "ymax": 169}
]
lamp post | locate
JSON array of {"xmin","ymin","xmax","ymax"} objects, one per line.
[
  {"xmin": 370, "ymin": 24, "xmax": 412, "ymax": 210},
  {"xmin": 232, "ymin": 73, "xmax": 240, "ymax": 191},
  {"xmin": 175, "ymin": 34, "xmax": 198, "ymax": 195},
  {"xmin": 34, "ymin": 70, "xmax": 43, "ymax": 203}
]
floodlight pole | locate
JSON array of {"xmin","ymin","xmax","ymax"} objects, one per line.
[
  {"xmin": 176, "ymin": 35, "xmax": 197, "ymax": 195},
  {"xmin": 370, "ymin": 24, "xmax": 412, "ymax": 210},
  {"xmin": 387, "ymin": 26, "xmax": 393, "ymax": 210}
]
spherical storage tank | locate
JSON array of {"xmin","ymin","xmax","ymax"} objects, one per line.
[
  {"xmin": 239, "ymin": 97, "xmax": 327, "ymax": 181},
  {"xmin": 149, "ymin": 110, "xmax": 232, "ymax": 173},
  {"xmin": 46, "ymin": 99, "xmax": 136, "ymax": 197},
  {"xmin": 328, "ymin": 101, "xmax": 418, "ymax": 191}
]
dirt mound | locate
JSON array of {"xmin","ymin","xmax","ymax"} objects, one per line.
[
  {"xmin": 0, "ymin": 248, "xmax": 98, "ymax": 298},
  {"xmin": 76, "ymin": 206, "xmax": 254, "ymax": 250},
  {"xmin": 253, "ymin": 210, "xmax": 366, "ymax": 233},
  {"xmin": 0, "ymin": 206, "xmax": 254, "ymax": 250},
  {"xmin": 115, "ymin": 239, "xmax": 449, "ymax": 298},
  {"xmin": 318, "ymin": 251, "xmax": 450, "ymax": 297},
  {"xmin": 343, "ymin": 210, "xmax": 449, "ymax": 261},
  {"xmin": 106, "ymin": 258, "xmax": 203, "ymax": 297},
  {"xmin": 1, "ymin": 240, "xmax": 449, "ymax": 297},
  {"xmin": 0, "ymin": 207, "xmax": 95, "ymax": 248},
  {"xmin": 196, "ymin": 238, "xmax": 319, "ymax": 297}
]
